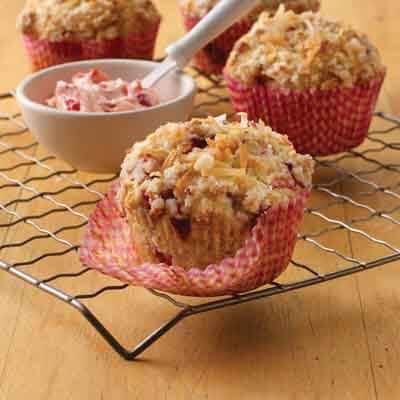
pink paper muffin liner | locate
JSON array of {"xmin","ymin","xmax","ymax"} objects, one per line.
[
  {"xmin": 181, "ymin": 12, "xmax": 253, "ymax": 75},
  {"xmin": 79, "ymin": 181, "xmax": 310, "ymax": 297},
  {"xmin": 22, "ymin": 20, "xmax": 160, "ymax": 71},
  {"xmin": 224, "ymin": 72, "xmax": 386, "ymax": 156}
]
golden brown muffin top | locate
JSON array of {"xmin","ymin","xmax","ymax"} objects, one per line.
[
  {"xmin": 17, "ymin": 0, "xmax": 161, "ymax": 41},
  {"xmin": 225, "ymin": 6, "xmax": 385, "ymax": 89},
  {"xmin": 180, "ymin": 0, "xmax": 320, "ymax": 18},
  {"xmin": 119, "ymin": 114, "xmax": 314, "ymax": 222}
]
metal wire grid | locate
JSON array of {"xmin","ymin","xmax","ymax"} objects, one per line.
[{"xmin": 1, "ymin": 68, "xmax": 400, "ymax": 360}]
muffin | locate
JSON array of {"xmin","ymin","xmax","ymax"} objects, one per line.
[
  {"xmin": 119, "ymin": 114, "xmax": 314, "ymax": 271},
  {"xmin": 17, "ymin": 0, "xmax": 161, "ymax": 71},
  {"xmin": 179, "ymin": 0, "xmax": 320, "ymax": 75},
  {"xmin": 224, "ymin": 7, "xmax": 386, "ymax": 156}
]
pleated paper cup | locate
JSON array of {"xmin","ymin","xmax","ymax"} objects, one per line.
[
  {"xmin": 22, "ymin": 35, "xmax": 82, "ymax": 71},
  {"xmin": 120, "ymin": 20, "xmax": 160, "ymax": 60},
  {"xmin": 181, "ymin": 11, "xmax": 253, "ymax": 75},
  {"xmin": 80, "ymin": 181, "xmax": 310, "ymax": 297},
  {"xmin": 22, "ymin": 19, "xmax": 160, "ymax": 71},
  {"xmin": 224, "ymin": 72, "xmax": 386, "ymax": 156}
]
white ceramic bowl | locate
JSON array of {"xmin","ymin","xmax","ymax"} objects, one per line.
[{"xmin": 16, "ymin": 59, "xmax": 197, "ymax": 173}]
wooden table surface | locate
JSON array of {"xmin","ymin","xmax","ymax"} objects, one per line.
[{"xmin": 1, "ymin": 1, "xmax": 400, "ymax": 399}]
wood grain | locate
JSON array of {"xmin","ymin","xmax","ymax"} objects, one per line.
[{"xmin": 0, "ymin": 1, "xmax": 400, "ymax": 399}]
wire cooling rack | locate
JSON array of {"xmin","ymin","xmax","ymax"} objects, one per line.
[{"xmin": 1, "ymin": 68, "xmax": 400, "ymax": 360}]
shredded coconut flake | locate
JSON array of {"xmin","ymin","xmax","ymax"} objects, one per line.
[
  {"xmin": 214, "ymin": 114, "xmax": 227, "ymax": 125},
  {"xmin": 239, "ymin": 112, "xmax": 249, "ymax": 128}
]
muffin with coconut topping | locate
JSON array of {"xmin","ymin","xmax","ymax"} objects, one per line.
[
  {"xmin": 119, "ymin": 114, "xmax": 314, "ymax": 270},
  {"xmin": 17, "ymin": 0, "xmax": 161, "ymax": 71},
  {"xmin": 225, "ymin": 6, "xmax": 386, "ymax": 156},
  {"xmin": 179, "ymin": 0, "xmax": 320, "ymax": 75}
]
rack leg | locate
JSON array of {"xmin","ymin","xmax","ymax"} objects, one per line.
[{"xmin": 71, "ymin": 299, "xmax": 191, "ymax": 360}]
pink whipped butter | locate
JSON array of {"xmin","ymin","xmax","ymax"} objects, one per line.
[{"xmin": 46, "ymin": 69, "xmax": 159, "ymax": 112}]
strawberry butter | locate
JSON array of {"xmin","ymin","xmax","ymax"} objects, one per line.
[{"xmin": 46, "ymin": 69, "xmax": 159, "ymax": 112}]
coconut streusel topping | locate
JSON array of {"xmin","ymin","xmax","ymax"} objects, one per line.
[
  {"xmin": 225, "ymin": 6, "xmax": 385, "ymax": 90},
  {"xmin": 180, "ymin": 0, "xmax": 320, "ymax": 18},
  {"xmin": 17, "ymin": 0, "xmax": 160, "ymax": 41},
  {"xmin": 120, "ymin": 114, "xmax": 314, "ymax": 223}
]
